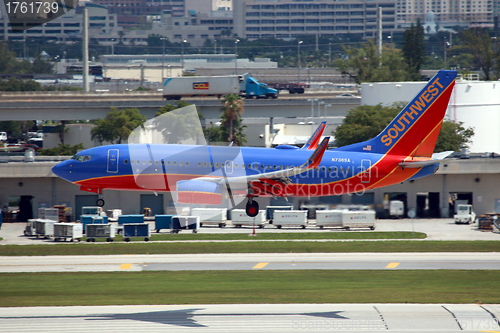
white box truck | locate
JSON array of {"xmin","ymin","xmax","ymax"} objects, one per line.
[
  {"xmin": 342, "ymin": 211, "xmax": 376, "ymax": 230},
  {"xmin": 191, "ymin": 208, "xmax": 228, "ymax": 228},
  {"xmin": 163, "ymin": 74, "xmax": 278, "ymax": 100},
  {"xmin": 54, "ymin": 223, "xmax": 83, "ymax": 242},
  {"xmin": 316, "ymin": 210, "xmax": 345, "ymax": 229},
  {"xmin": 273, "ymin": 210, "xmax": 308, "ymax": 229},
  {"xmin": 231, "ymin": 209, "xmax": 266, "ymax": 228}
]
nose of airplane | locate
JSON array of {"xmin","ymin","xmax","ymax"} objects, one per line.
[{"xmin": 52, "ymin": 159, "xmax": 71, "ymax": 181}]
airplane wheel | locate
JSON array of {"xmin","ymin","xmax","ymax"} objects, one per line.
[
  {"xmin": 96, "ymin": 198, "xmax": 105, "ymax": 207},
  {"xmin": 246, "ymin": 200, "xmax": 259, "ymax": 217}
]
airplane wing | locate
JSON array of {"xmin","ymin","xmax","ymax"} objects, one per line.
[
  {"xmin": 398, "ymin": 151, "xmax": 454, "ymax": 168},
  {"xmin": 301, "ymin": 121, "xmax": 327, "ymax": 150},
  {"xmin": 196, "ymin": 137, "xmax": 331, "ymax": 185}
]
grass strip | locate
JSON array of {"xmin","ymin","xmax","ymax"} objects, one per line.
[
  {"xmin": 82, "ymin": 231, "xmax": 427, "ymax": 242},
  {"xmin": 0, "ymin": 240, "xmax": 499, "ymax": 256},
  {"xmin": 0, "ymin": 270, "xmax": 498, "ymax": 307}
]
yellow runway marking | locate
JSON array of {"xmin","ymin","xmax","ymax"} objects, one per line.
[
  {"xmin": 120, "ymin": 264, "xmax": 133, "ymax": 270},
  {"xmin": 253, "ymin": 262, "xmax": 269, "ymax": 269},
  {"xmin": 385, "ymin": 262, "xmax": 400, "ymax": 269}
]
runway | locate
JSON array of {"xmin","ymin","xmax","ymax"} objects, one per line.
[
  {"xmin": 1, "ymin": 303, "xmax": 499, "ymax": 332},
  {"xmin": 1, "ymin": 253, "xmax": 499, "ymax": 273}
]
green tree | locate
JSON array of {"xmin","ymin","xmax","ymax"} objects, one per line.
[
  {"xmin": 461, "ymin": 28, "xmax": 497, "ymax": 80},
  {"xmin": 333, "ymin": 103, "xmax": 474, "ymax": 152},
  {"xmin": 154, "ymin": 101, "xmax": 204, "ymax": 144},
  {"xmin": 39, "ymin": 143, "xmax": 84, "ymax": 156},
  {"xmin": 221, "ymin": 94, "xmax": 246, "ymax": 145},
  {"xmin": 336, "ymin": 41, "xmax": 414, "ymax": 83},
  {"xmin": 91, "ymin": 108, "xmax": 146, "ymax": 144},
  {"xmin": 31, "ymin": 54, "xmax": 54, "ymax": 74},
  {"xmin": 401, "ymin": 19, "xmax": 426, "ymax": 77}
]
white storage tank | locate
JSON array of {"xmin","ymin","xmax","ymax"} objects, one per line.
[
  {"xmin": 342, "ymin": 211, "xmax": 376, "ymax": 230},
  {"xmin": 273, "ymin": 210, "xmax": 308, "ymax": 229},
  {"xmin": 54, "ymin": 223, "xmax": 83, "ymax": 242},
  {"xmin": 316, "ymin": 210, "xmax": 345, "ymax": 229},
  {"xmin": 231, "ymin": 209, "xmax": 266, "ymax": 228},
  {"xmin": 191, "ymin": 208, "xmax": 227, "ymax": 228}
]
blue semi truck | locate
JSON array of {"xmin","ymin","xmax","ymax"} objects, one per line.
[{"xmin": 162, "ymin": 73, "xmax": 278, "ymax": 100}]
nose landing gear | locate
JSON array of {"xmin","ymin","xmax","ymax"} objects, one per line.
[
  {"xmin": 245, "ymin": 199, "xmax": 259, "ymax": 217},
  {"xmin": 96, "ymin": 195, "xmax": 105, "ymax": 207}
]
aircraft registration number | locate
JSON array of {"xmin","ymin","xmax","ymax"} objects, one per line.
[{"xmin": 331, "ymin": 158, "xmax": 351, "ymax": 162}]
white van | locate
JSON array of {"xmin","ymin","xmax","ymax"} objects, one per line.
[{"xmin": 0, "ymin": 132, "xmax": 7, "ymax": 141}]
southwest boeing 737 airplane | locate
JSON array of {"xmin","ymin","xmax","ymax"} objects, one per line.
[{"xmin": 52, "ymin": 70, "xmax": 457, "ymax": 217}]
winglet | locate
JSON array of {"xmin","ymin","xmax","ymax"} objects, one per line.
[
  {"xmin": 300, "ymin": 137, "xmax": 330, "ymax": 169},
  {"xmin": 302, "ymin": 121, "xmax": 327, "ymax": 150}
]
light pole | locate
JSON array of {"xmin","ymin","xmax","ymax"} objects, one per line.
[
  {"xmin": 234, "ymin": 39, "xmax": 240, "ymax": 75},
  {"xmin": 298, "ymin": 40, "xmax": 303, "ymax": 83},
  {"xmin": 181, "ymin": 39, "xmax": 187, "ymax": 71},
  {"xmin": 307, "ymin": 98, "xmax": 318, "ymax": 134},
  {"xmin": 325, "ymin": 104, "xmax": 331, "ymax": 118},
  {"xmin": 444, "ymin": 38, "xmax": 450, "ymax": 70},
  {"xmin": 328, "ymin": 42, "xmax": 331, "ymax": 63},
  {"xmin": 318, "ymin": 101, "xmax": 325, "ymax": 118},
  {"xmin": 161, "ymin": 37, "xmax": 168, "ymax": 82}
]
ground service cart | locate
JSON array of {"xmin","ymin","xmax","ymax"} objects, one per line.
[
  {"xmin": 123, "ymin": 223, "xmax": 151, "ymax": 242},
  {"xmin": 171, "ymin": 216, "xmax": 199, "ymax": 234},
  {"xmin": 154, "ymin": 215, "xmax": 173, "ymax": 232},
  {"xmin": 54, "ymin": 223, "xmax": 83, "ymax": 242},
  {"xmin": 273, "ymin": 210, "xmax": 308, "ymax": 229},
  {"xmin": 315, "ymin": 210, "xmax": 345, "ymax": 229},
  {"xmin": 231, "ymin": 209, "xmax": 266, "ymax": 228},
  {"xmin": 35, "ymin": 219, "xmax": 56, "ymax": 239},
  {"xmin": 191, "ymin": 208, "xmax": 227, "ymax": 228},
  {"xmin": 86, "ymin": 224, "xmax": 116, "ymax": 242},
  {"xmin": 342, "ymin": 211, "xmax": 376, "ymax": 230}
]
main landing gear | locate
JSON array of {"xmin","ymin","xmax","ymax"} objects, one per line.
[{"xmin": 246, "ymin": 199, "xmax": 259, "ymax": 217}]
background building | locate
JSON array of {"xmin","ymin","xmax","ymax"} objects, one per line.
[{"xmin": 233, "ymin": 0, "xmax": 397, "ymax": 40}]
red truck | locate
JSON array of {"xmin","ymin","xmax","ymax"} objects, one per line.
[{"xmin": 266, "ymin": 82, "xmax": 308, "ymax": 94}]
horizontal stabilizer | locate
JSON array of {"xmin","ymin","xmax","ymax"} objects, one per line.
[{"xmin": 398, "ymin": 151, "xmax": 453, "ymax": 168}]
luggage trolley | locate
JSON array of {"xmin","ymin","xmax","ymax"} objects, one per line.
[
  {"xmin": 123, "ymin": 223, "xmax": 151, "ymax": 242},
  {"xmin": 171, "ymin": 216, "xmax": 199, "ymax": 234},
  {"xmin": 86, "ymin": 224, "xmax": 116, "ymax": 242}
]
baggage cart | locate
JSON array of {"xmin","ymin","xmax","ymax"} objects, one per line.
[
  {"xmin": 54, "ymin": 223, "xmax": 83, "ymax": 242},
  {"xmin": 171, "ymin": 216, "xmax": 199, "ymax": 234},
  {"xmin": 35, "ymin": 219, "xmax": 56, "ymax": 238},
  {"xmin": 106, "ymin": 209, "xmax": 122, "ymax": 221},
  {"xmin": 266, "ymin": 206, "xmax": 293, "ymax": 222},
  {"xmin": 273, "ymin": 210, "xmax": 308, "ymax": 229},
  {"xmin": 24, "ymin": 219, "xmax": 37, "ymax": 236},
  {"xmin": 316, "ymin": 210, "xmax": 345, "ymax": 229},
  {"xmin": 40, "ymin": 208, "xmax": 59, "ymax": 222},
  {"xmin": 123, "ymin": 223, "xmax": 151, "ymax": 242},
  {"xmin": 86, "ymin": 224, "xmax": 116, "ymax": 242},
  {"xmin": 155, "ymin": 215, "xmax": 174, "ymax": 232},
  {"xmin": 81, "ymin": 215, "xmax": 109, "ymax": 232},
  {"xmin": 118, "ymin": 215, "xmax": 145, "ymax": 225},
  {"xmin": 342, "ymin": 211, "xmax": 376, "ymax": 230},
  {"xmin": 231, "ymin": 209, "xmax": 266, "ymax": 228},
  {"xmin": 191, "ymin": 208, "xmax": 227, "ymax": 228}
]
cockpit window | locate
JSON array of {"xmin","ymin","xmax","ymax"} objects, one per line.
[{"xmin": 71, "ymin": 155, "xmax": 91, "ymax": 162}]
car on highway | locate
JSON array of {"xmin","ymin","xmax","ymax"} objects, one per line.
[{"xmin": 335, "ymin": 93, "xmax": 361, "ymax": 98}]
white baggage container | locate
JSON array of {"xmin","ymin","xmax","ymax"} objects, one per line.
[
  {"xmin": 273, "ymin": 210, "xmax": 308, "ymax": 229},
  {"xmin": 39, "ymin": 208, "xmax": 59, "ymax": 222},
  {"xmin": 231, "ymin": 209, "xmax": 266, "ymax": 228},
  {"xmin": 191, "ymin": 208, "xmax": 227, "ymax": 227},
  {"xmin": 342, "ymin": 211, "xmax": 376, "ymax": 230},
  {"xmin": 171, "ymin": 216, "xmax": 200, "ymax": 234},
  {"xmin": 316, "ymin": 210, "xmax": 345, "ymax": 229},
  {"xmin": 389, "ymin": 200, "xmax": 404, "ymax": 218},
  {"xmin": 35, "ymin": 219, "xmax": 56, "ymax": 238},
  {"xmin": 106, "ymin": 209, "xmax": 122, "ymax": 221},
  {"xmin": 86, "ymin": 224, "xmax": 116, "ymax": 242},
  {"xmin": 54, "ymin": 223, "xmax": 83, "ymax": 242}
]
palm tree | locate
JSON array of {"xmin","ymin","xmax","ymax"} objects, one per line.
[{"xmin": 221, "ymin": 94, "xmax": 244, "ymax": 144}]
